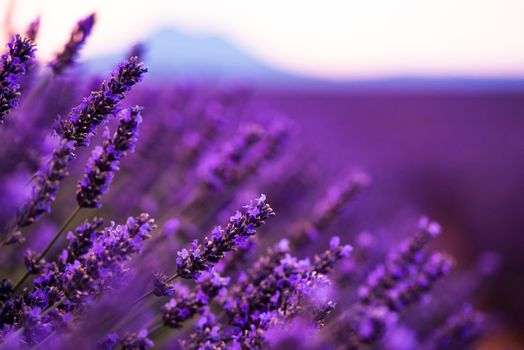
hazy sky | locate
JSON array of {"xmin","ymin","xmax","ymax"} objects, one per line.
[{"xmin": 3, "ymin": 0, "xmax": 524, "ymax": 79}]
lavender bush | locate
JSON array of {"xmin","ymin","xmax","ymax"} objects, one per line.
[{"xmin": 0, "ymin": 11, "xmax": 503, "ymax": 350}]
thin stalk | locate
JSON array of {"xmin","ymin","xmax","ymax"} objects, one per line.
[
  {"xmin": 37, "ymin": 206, "xmax": 81, "ymax": 261},
  {"xmin": 3, "ymin": 297, "xmax": 65, "ymax": 346},
  {"xmin": 30, "ymin": 331, "xmax": 55, "ymax": 350},
  {"xmin": 41, "ymin": 297, "xmax": 65, "ymax": 317},
  {"xmin": 12, "ymin": 207, "xmax": 81, "ymax": 292},
  {"xmin": 132, "ymin": 273, "xmax": 178, "ymax": 307},
  {"xmin": 148, "ymin": 323, "xmax": 165, "ymax": 341}
]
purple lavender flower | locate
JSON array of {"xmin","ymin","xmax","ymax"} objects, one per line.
[
  {"xmin": 311, "ymin": 236, "xmax": 353, "ymax": 275},
  {"xmin": 199, "ymin": 124, "xmax": 264, "ymax": 190},
  {"xmin": 25, "ymin": 17, "xmax": 41, "ymax": 42},
  {"xmin": 423, "ymin": 304, "xmax": 485, "ymax": 350},
  {"xmin": 326, "ymin": 220, "xmax": 451, "ymax": 349},
  {"xmin": 225, "ymin": 251, "xmax": 330, "ymax": 332},
  {"xmin": 120, "ymin": 329, "xmax": 154, "ymax": 350},
  {"xmin": 66, "ymin": 217, "xmax": 105, "ymax": 260},
  {"xmin": 382, "ymin": 251, "xmax": 453, "ymax": 312},
  {"xmin": 128, "ymin": 42, "xmax": 146, "ymax": 60},
  {"xmin": 15, "ymin": 140, "xmax": 75, "ymax": 229},
  {"xmin": 61, "ymin": 214, "xmax": 156, "ymax": 302},
  {"xmin": 76, "ymin": 106, "xmax": 143, "ymax": 208},
  {"xmin": 0, "ymin": 214, "xmax": 155, "ymax": 347},
  {"xmin": 152, "ymin": 272, "xmax": 176, "ymax": 297},
  {"xmin": 57, "ymin": 57, "xmax": 147, "ymax": 147},
  {"xmin": 184, "ymin": 312, "xmax": 227, "ymax": 350},
  {"xmin": 234, "ymin": 120, "xmax": 290, "ymax": 184},
  {"xmin": 97, "ymin": 332, "xmax": 119, "ymax": 350},
  {"xmin": 9, "ymin": 58, "xmax": 146, "ymax": 234},
  {"xmin": 313, "ymin": 300, "xmax": 336, "ymax": 328},
  {"xmin": 358, "ymin": 217, "xmax": 442, "ymax": 305},
  {"xmin": 176, "ymin": 194, "xmax": 274, "ymax": 279},
  {"xmin": 0, "ymin": 35, "xmax": 36, "ymax": 124},
  {"xmin": 291, "ymin": 172, "xmax": 370, "ymax": 247},
  {"xmin": 0, "ymin": 278, "xmax": 13, "ymax": 302},
  {"xmin": 49, "ymin": 13, "xmax": 96, "ymax": 74},
  {"xmin": 162, "ymin": 286, "xmax": 207, "ymax": 329},
  {"xmin": 23, "ymin": 250, "xmax": 45, "ymax": 274}
]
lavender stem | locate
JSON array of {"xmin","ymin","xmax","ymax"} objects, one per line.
[{"xmin": 12, "ymin": 206, "xmax": 81, "ymax": 292}]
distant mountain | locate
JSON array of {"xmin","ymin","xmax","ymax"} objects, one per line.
[
  {"xmin": 86, "ymin": 28, "xmax": 315, "ymax": 87},
  {"xmin": 86, "ymin": 28, "xmax": 524, "ymax": 92}
]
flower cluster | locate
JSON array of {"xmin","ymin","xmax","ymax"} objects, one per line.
[
  {"xmin": 176, "ymin": 194, "xmax": 274, "ymax": 279},
  {"xmin": 76, "ymin": 106, "xmax": 143, "ymax": 208},
  {"xmin": 0, "ymin": 35, "xmax": 36, "ymax": 124},
  {"xmin": 57, "ymin": 56, "xmax": 147, "ymax": 147},
  {"xmin": 10, "ymin": 57, "xmax": 147, "ymax": 238},
  {"xmin": 15, "ymin": 140, "xmax": 75, "ymax": 230},
  {"xmin": 0, "ymin": 11, "xmax": 500, "ymax": 350},
  {"xmin": 199, "ymin": 123, "xmax": 264, "ymax": 190},
  {"xmin": 162, "ymin": 270, "xmax": 229, "ymax": 329},
  {"xmin": 49, "ymin": 13, "xmax": 96, "ymax": 74},
  {"xmin": 291, "ymin": 172, "xmax": 370, "ymax": 247}
]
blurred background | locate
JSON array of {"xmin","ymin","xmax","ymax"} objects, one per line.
[{"xmin": 2, "ymin": 0, "xmax": 524, "ymax": 346}]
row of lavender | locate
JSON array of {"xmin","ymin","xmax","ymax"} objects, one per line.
[{"xmin": 0, "ymin": 13, "xmax": 494, "ymax": 349}]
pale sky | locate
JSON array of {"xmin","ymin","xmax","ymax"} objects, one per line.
[{"xmin": 2, "ymin": 0, "xmax": 524, "ymax": 80}]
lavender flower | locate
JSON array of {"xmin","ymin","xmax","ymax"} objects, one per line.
[
  {"xmin": 381, "ymin": 252, "xmax": 453, "ymax": 312},
  {"xmin": 176, "ymin": 194, "xmax": 274, "ymax": 279},
  {"xmin": 0, "ymin": 35, "xmax": 36, "ymax": 124},
  {"xmin": 358, "ymin": 217, "xmax": 442, "ymax": 305},
  {"xmin": 66, "ymin": 217, "xmax": 105, "ymax": 260},
  {"xmin": 225, "ymin": 252, "xmax": 328, "ymax": 330},
  {"xmin": 120, "ymin": 329, "xmax": 154, "ymax": 350},
  {"xmin": 23, "ymin": 250, "xmax": 45, "ymax": 274},
  {"xmin": 326, "ymin": 221, "xmax": 451, "ymax": 349},
  {"xmin": 76, "ymin": 106, "xmax": 143, "ymax": 208},
  {"xmin": 184, "ymin": 312, "xmax": 227, "ymax": 350},
  {"xmin": 0, "ymin": 278, "xmax": 13, "ymax": 302},
  {"xmin": 313, "ymin": 300, "xmax": 336, "ymax": 328},
  {"xmin": 25, "ymin": 17, "xmax": 41, "ymax": 42},
  {"xmin": 15, "ymin": 140, "xmax": 75, "ymax": 229},
  {"xmin": 152, "ymin": 272, "xmax": 176, "ymax": 297},
  {"xmin": 10, "ymin": 58, "xmax": 146, "ymax": 234},
  {"xmin": 49, "ymin": 13, "xmax": 96, "ymax": 74},
  {"xmin": 162, "ymin": 287, "xmax": 207, "ymax": 329},
  {"xmin": 199, "ymin": 124, "xmax": 264, "ymax": 190},
  {"xmin": 312, "ymin": 236, "xmax": 353, "ymax": 275},
  {"xmin": 98, "ymin": 333, "xmax": 119, "ymax": 350},
  {"xmin": 57, "ymin": 56, "xmax": 147, "ymax": 147},
  {"xmin": 61, "ymin": 214, "xmax": 155, "ymax": 303},
  {"xmin": 423, "ymin": 304, "xmax": 485, "ymax": 350},
  {"xmin": 291, "ymin": 172, "xmax": 370, "ymax": 247}
]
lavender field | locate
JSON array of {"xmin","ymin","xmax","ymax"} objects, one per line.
[{"xmin": 0, "ymin": 7, "xmax": 523, "ymax": 350}]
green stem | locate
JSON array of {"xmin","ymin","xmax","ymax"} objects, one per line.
[
  {"xmin": 132, "ymin": 273, "xmax": 178, "ymax": 306},
  {"xmin": 12, "ymin": 207, "xmax": 81, "ymax": 293},
  {"xmin": 38, "ymin": 206, "xmax": 81, "ymax": 262},
  {"xmin": 148, "ymin": 323, "xmax": 165, "ymax": 340}
]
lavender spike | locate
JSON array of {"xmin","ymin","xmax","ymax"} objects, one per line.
[
  {"xmin": 120, "ymin": 329, "xmax": 154, "ymax": 350},
  {"xmin": 291, "ymin": 172, "xmax": 370, "ymax": 247},
  {"xmin": 199, "ymin": 123, "xmax": 263, "ymax": 190},
  {"xmin": 176, "ymin": 194, "xmax": 274, "ymax": 279},
  {"xmin": 25, "ymin": 17, "xmax": 41, "ymax": 42},
  {"xmin": 49, "ymin": 13, "xmax": 96, "ymax": 74},
  {"xmin": 423, "ymin": 304, "xmax": 485, "ymax": 350},
  {"xmin": 358, "ymin": 217, "xmax": 442, "ymax": 305},
  {"xmin": 9, "ymin": 58, "xmax": 146, "ymax": 235},
  {"xmin": 15, "ymin": 140, "xmax": 75, "ymax": 229},
  {"xmin": 57, "ymin": 57, "xmax": 147, "ymax": 147},
  {"xmin": 76, "ymin": 106, "xmax": 143, "ymax": 208},
  {"xmin": 0, "ymin": 35, "xmax": 36, "ymax": 124},
  {"xmin": 162, "ymin": 271, "xmax": 229, "ymax": 329}
]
